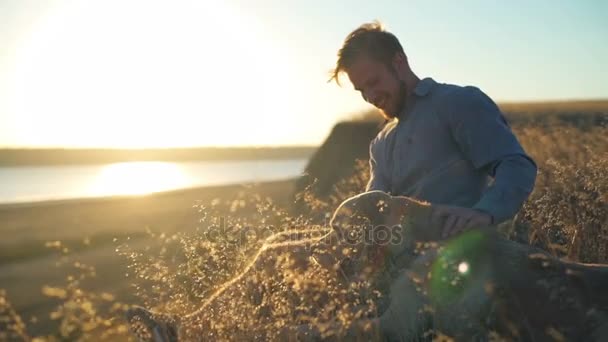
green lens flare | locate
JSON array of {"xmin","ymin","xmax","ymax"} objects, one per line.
[{"xmin": 429, "ymin": 230, "xmax": 488, "ymax": 305}]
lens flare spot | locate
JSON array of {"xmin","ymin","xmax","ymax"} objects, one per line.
[{"xmin": 458, "ymin": 261, "xmax": 469, "ymax": 274}]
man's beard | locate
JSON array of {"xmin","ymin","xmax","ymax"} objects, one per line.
[
  {"xmin": 395, "ymin": 80, "xmax": 408, "ymax": 117},
  {"xmin": 381, "ymin": 80, "xmax": 408, "ymax": 119}
]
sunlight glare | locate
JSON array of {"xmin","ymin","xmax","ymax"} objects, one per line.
[{"xmin": 89, "ymin": 162, "xmax": 190, "ymax": 196}]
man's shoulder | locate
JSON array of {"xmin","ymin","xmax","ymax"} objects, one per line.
[
  {"xmin": 432, "ymin": 81, "xmax": 486, "ymax": 105},
  {"xmin": 430, "ymin": 81, "xmax": 496, "ymax": 119}
]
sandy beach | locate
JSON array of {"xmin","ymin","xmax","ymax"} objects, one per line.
[{"xmin": 0, "ymin": 179, "xmax": 296, "ymax": 336}]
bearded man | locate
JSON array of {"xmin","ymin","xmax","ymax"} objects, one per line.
[{"xmin": 330, "ymin": 21, "xmax": 537, "ymax": 238}]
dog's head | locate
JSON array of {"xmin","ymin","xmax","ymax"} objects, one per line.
[
  {"xmin": 329, "ymin": 190, "xmax": 439, "ymax": 248},
  {"xmin": 329, "ymin": 191, "xmax": 392, "ymax": 240},
  {"xmin": 312, "ymin": 191, "xmax": 438, "ymax": 279}
]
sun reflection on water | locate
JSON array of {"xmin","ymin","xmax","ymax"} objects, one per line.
[{"xmin": 89, "ymin": 162, "xmax": 190, "ymax": 197}]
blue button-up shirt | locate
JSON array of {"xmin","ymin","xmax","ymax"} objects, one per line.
[{"xmin": 366, "ymin": 77, "xmax": 537, "ymax": 224}]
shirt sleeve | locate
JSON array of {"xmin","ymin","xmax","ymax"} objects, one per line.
[
  {"xmin": 445, "ymin": 86, "xmax": 538, "ymax": 223},
  {"xmin": 366, "ymin": 137, "xmax": 390, "ymax": 192},
  {"xmin": 472, "ymin": 155, "xmax": 537, "ymax": 224}
]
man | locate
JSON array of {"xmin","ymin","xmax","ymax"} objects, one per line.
[{"xmin": 330, "ymin": 21, "xmax": 537, "ymax": 238}]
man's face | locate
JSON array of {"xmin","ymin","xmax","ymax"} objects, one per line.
[{"xmin": 346, "ymin": 54, "xmax": 406, "ymax": 119}]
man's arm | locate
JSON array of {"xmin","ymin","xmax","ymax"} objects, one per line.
[
  {"xmin": 366, "ymin": 137, "xmax": 390, "ymax": 192},
  {"xmin": 437, "ymin": 86, "xmax": 537, "ymax": 236},
  {"xmin": 472, "ymin": 154, "xmax": 537, "ymax": 224}
]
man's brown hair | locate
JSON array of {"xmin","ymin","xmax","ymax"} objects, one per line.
[{"xmin": 330, "ymin": 21, "xmax": 405, "ymax": 86}]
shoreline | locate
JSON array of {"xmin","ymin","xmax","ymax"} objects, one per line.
[
  {"xmin": 0, "ymin": 178, "xmax": 298, "ymax": 250},
  {"xmin": 0, "ymin": 177, "xmax": 299, "ymax": 210}
]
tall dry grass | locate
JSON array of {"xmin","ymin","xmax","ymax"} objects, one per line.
[
  {"xmin": 513, "ymin": 124, "xmax": 608, "ymax": 263},
  {"xmin": 1, "ymin": 116, "xmax": 607, "ymax": 341}
]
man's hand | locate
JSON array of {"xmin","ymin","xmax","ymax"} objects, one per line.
[{"xmin": 432, "ymin": 205, "xmax": 493, "ymax": 239}]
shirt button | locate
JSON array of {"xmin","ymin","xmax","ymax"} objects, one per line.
[{"xmin": 407, "ymin": 138, "xmax": 414, "ymax": 144}]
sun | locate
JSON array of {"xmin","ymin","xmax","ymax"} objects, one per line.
[{"xmin": 10, "ymin": 0, "xmax": 294, "ymax": 148}]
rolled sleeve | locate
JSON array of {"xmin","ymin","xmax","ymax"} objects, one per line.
[{"xmin": 472, "ymin": 155, "xmax": 537, "ymax": 224}]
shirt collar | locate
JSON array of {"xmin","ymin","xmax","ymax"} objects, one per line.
[
  {"xmin": 413, "ymin": 77, "xmax": 436, "ymax": 97},
  {"xmin": 396, "ymin": 77, "xmax": 436, "ymax": 120}
]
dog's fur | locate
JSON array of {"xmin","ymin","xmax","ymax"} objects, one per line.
[{"xmin": 129, "ymin": 191, "xmax": 608, "ymax": 341}]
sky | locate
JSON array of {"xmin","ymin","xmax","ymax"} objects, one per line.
[{"xmin": 0, "ymin": 0, "xmax": 606, "ymax": 148}]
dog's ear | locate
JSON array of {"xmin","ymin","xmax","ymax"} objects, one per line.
[{"xmin": 397, "ymin": 197, "xmax": 442, "ymax": 242}]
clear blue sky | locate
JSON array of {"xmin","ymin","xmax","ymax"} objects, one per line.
[{"xmin": 1, "ymin": 0, "xmax": 606, "ymax": 148}]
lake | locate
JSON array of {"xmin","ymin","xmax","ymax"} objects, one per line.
[{"xmin": 0, "ymin": 159, "xmax": 308, "ymax": 204}]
